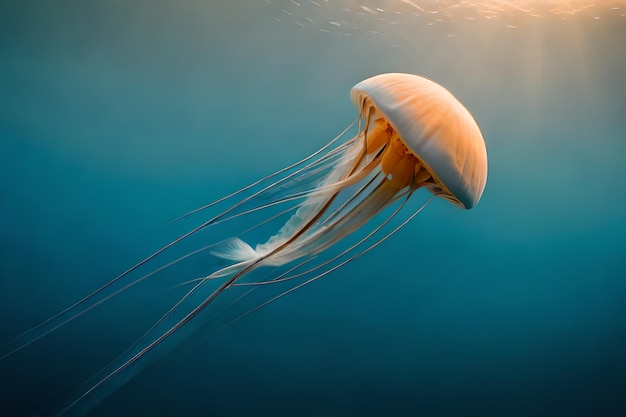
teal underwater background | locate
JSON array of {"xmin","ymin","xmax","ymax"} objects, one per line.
[{"xmin": 1, "ymin": 1, "xmax": 625, "ymax": 416}]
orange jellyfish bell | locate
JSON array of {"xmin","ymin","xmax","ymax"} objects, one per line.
[{"xmin": 351, "ymin": 73, "xmax": 488, "ymax": 209}]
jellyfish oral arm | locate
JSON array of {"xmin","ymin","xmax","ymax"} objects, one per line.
[{"xmin": 211, "ymin": 116, "xmax": 433, "ymax": 275}]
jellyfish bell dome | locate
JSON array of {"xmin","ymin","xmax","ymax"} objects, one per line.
[{"xmin": 350, "ymin": 73, "xmax": 488, "ymax": 209}]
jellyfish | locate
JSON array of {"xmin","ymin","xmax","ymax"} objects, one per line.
[{"xmin": 1, "ymin": 73, "xmax": 487, "ymax": 414}]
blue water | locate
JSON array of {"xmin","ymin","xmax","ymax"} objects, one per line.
[{"xmin": 1, "ymin": 1, "xmax": 625, "ymax": 416}]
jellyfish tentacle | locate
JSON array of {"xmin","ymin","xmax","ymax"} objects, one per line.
[
  {"xmin": 199, "ymin": 253, "xmax": 322, "ymax": 329},
  {"xmin": 210, "ymin": 137, "xmax": 370, "ymax": 270},
  {"xmin": 209, "ymin": 160, "xmax": 358, "ymax": 230},
  {"xmin": 0, "ymin": 123, "xmax": 360, "ymax": 362},
  {"xmin": 209, "ymin": 171, "xmax": 390, "ymax": 289},
  {"xmin": 261, "ymin": 137, "xmax": 359, "ymax": 204},
  {"xmin": 278, "ymin": 170, "xmax": 399, "ymax": 262},
  {"xmin": 0, "ymin": 244, "xmax": 218, "ymax": 361},
  {"xmin": 250, "ymin": 134, "xmax": 381, "ymax": 256},
  {"xmin": 0, "ymin": 201, "xmax": 246, "ymax": 360},
  {"xmin": 52, "ymin": 251, "xmax": 273, "ymax": 415},
  {"xmin": 172, "ymin": 118, "xmax": 358, "ymax": 222},
  {"xmin": 50, "ymin": 274, "xmax": 211, "ymax": 416},
  {"xmin": 17, "ymin": 130, "xmax": 366, "ymax": 359},
  {"xmin": 204, "ymin": 157, "xmax": 347, "ymax": 237},
  {"xmin": 177, "ymin": 199, "xmax": 311, "ymax": 288},
  {"xmin": 320, "ymin": 169, "xmax": 385, "ymax": 227},
  {"xmin": 208, "ymin": 137, "xmax": 373, "ymax": 281},
  {"xmin": 0, "ymin": 178, "xmax": 308, "ymax": 360},
  {"xmin": 195, "ymin": 131, "xmax": 360, "ymax": 235},
  {"xmin": 287, "ymin": 141, "xmax": 383, "ymax": 202}
]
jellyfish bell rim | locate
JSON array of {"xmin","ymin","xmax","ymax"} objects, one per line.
[{"xmin": 350, "ymin": 73, "xmax": 488, "ymax": 209}]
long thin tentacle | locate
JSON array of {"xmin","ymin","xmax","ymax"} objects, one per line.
[
  {"xmin": 50, "ymin": 138, "xmax": 370, "ymax": 413},
  {"xmin": 0, "ymin": 245, "xmax": 216, "ymax": 360},
  {"xmin": 52, "ymin": 252, "xmax": 266, "ymax": 415},
  {"xmin": 172, "ymin": 119, "xmax": 358, "ymax": 222},
  {"xmin": 0, "ymin": 123, "xmax": 360, "ymax": 361}
]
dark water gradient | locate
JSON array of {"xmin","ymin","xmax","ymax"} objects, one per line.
[{"xmin": 1, "ymin": 1, "xmax": 625, "ymax": 416}]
